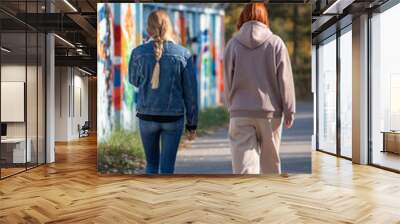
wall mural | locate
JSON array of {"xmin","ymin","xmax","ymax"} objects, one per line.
[{"xmin": 97, "ymin": 3, "xmax": 224, "ymax": 174}]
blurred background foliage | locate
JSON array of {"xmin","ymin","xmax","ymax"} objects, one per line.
[{"xmin": 224, "ymin": 4, "xmax": 312, "ymax": 100}]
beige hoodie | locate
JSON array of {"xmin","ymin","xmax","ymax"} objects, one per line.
[{"xmin": 223, "ymin": 21, "xmax": 296, "ymax": 118}]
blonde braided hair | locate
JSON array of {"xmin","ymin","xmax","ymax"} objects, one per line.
[{"xmin": 147, "ymin": 10, "xmax": 175, "ymax": 89}]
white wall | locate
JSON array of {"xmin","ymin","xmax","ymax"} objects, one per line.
[
  {"xmin": 1, "ymin": 65, "xmax": 26, "ymax": 141},
  {"xmin": 55, "ymin": 67, "xmax": 69, "ymax": 141},
  {"xmin": 72, "ymin": 72, "xmax": 89, "ymax": 138},
  {"xmin": 1, "ymin": 65, "xmax": 40, "ymax": 138},
  {"xmin": 54, "ymin": 67, "xmax": 89, "ymax": 141},
  {"xmin": 1, "ymin": 63, "xmax": 46, "ymax": 164}
]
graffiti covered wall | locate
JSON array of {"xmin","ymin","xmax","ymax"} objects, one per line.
[
  {"xmin": 143, "ymin": 4, "xmax": 225, "ymax": 108},
  {"xmin": 97, "ymin": 3, "xmax": 224, "ymax": 174}
]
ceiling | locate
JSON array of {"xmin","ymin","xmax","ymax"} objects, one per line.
[
  {"xmin": 0, "ymin": 0, "xmax": 97, "ymax": 74},
  {"xmin": 311, "ymin": 0, "xmax": 390, "ymax": 42},
  {"xmin": 1, "ymin": 0, "xmax": 390, "ymax": 75}
]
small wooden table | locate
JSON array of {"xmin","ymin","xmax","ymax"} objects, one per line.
[{"xmin": 382, "ymin": 131, "xmax": 400, "ymax": 154}]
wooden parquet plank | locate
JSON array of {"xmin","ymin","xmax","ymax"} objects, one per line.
[{"xmin": 0, "ymin": 135, "xmax": 400, "ymax": 223}]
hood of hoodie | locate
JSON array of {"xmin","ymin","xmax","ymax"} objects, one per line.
[{"xmin": 234, "ymin": 21, "xmax": 272, "ymax": 49}]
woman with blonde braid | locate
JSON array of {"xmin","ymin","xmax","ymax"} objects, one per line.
[{"xmin": 128, "ymin": 10, "xmax": 198, "ymax": 174}]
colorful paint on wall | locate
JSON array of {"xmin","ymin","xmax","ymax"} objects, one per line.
[{"xmin": 97, "ymin": 3, "xmax": 224, "ymax": 174}]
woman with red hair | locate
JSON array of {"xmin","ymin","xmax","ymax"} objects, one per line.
[{"xmin": 223, "ymin": 3, "xmax": 296, "ymax": 174}]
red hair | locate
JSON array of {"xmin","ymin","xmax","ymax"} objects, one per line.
[{"xmin": 237, "ymin": 3, "xmax": 269, "ymax": 30}]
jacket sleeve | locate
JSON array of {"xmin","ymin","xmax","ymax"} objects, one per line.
[
  {"xmin": 182, "ymin": 55, "xmax": 199, "ymax": 130},
  {"xmin": 223, "ymin": 41, "xmax": 234, "ymax": 108},
  {"xmin": 128, "ymin": 51, "xmax": 140, "ymax": 87},
  {"xmin": 276, "ymin": 41, "xmax": 296, "ymax": 116}
]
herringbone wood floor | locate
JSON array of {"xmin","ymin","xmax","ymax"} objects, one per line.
[{"xmin": 1, "ymin": 135, "xmax": 400, "ymax": 224}]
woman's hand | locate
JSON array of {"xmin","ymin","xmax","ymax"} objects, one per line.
[
  {"xmin": 284, "ymin": 114, "xmax": 294, "ymax": 129},
  {"xmin": 187, "ymin": 130, "xmax": 197, "ymax": 141}
]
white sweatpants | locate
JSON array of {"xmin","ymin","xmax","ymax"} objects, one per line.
[{"xmin": 229, "ymin": 117, "xmax": 283, "ymax": 174}]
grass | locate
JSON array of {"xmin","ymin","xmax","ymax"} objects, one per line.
[
  {"xmin": 98, "ymin": 129, "xmax": 145, "ymax": 174},
  {"xmin": 196, "ymin": 107, "xmax": 229, "ymax": 135},
  {"xmin": 98, "ymin": 106, "xmax": 229, "ymax": 174}
]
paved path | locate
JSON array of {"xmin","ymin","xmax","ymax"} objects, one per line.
[{"xmin": 175, "ymin": 101, "xmax": 313, "ymax": 174}]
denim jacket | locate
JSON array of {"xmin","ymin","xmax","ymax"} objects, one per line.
[{"xmin": 128, "ymin": 41, "xmax": 198, "ymax": 128}]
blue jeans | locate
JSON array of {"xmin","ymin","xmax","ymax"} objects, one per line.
[{"xmin": 139, "ymin": 118, "xmax": 184, "ymax": 174}]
